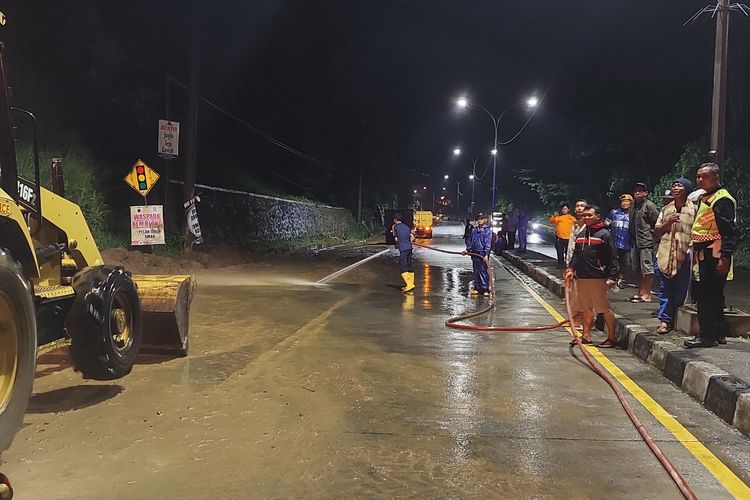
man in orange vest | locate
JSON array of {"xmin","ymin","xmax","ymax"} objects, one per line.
[{"xmin": 684, "ymin": 163, "xmax": 736, "ymax": 349}]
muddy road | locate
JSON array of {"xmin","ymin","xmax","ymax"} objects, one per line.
[{"xmin": 3, "ymin": 225, "xmax": 750, "ymax": 499}]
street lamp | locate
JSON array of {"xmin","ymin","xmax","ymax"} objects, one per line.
[
  {"xmin": 454, "ymin": 94, "xmax": 540, "ymax": 211},
  {"xmin": 444, "ymin": 174, "xmax": 449, "ymax": 180},
  {"xmin": 453, "ymin": 147, "xmax": 461, "ymax": 156}
]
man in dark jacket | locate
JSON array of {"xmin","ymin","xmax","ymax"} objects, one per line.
[
  {"xmin": 685, "ymin": 163, "xmax": 737, "ymax": 348},
  {"xmin": 463, "ymin": 212, "xmax": 493, "ymax": 296},
  {"xmin": 628, "ymin": 182, "xmax": 659, "ymax": 303},
  {"xmin": 392, "ymin": 213, "xmax": 415, "ymax": 293},
  {"xmin": 564, "ymin": 204, "xmax": 619, "ymax": 347}
]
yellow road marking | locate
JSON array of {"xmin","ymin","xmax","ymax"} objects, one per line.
[{"xmin": 494, "ymin": 257, "xmax": 750, "ymax": 498}]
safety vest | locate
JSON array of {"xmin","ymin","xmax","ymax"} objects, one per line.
[
  {"xmin": 691, "ymin": 187, "xmax": 736, "ymax": 281},
  {"xmin": 691, "ymin": 188, "xmax": 736, "ymax": 242}
]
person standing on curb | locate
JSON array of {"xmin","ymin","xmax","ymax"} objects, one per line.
[
  {"xmin": 685, "ymin": 163, "xmax": 736, "ymax": 349},
  {"xmin": 463, "ymin": 212, "xmax": 493, "ymax": 296},
  {"xmin": 605, "ymin": 194, "xmax": 633, "ymax": 288},
  {"xmin": 507, "ymin": 209, "xmax": 519, "ymax": 250},
  {"xmin": 628, "ymin": 182, "xmax": 659, "ymax": 303},
  {"xmin": 392, "ymin": 213, "xmax": 415, "ymax": 293},
  {"xmin": 550, "ymin": 203, "xmax": 576, "ymax": 269},
  {"xmin": 517, "ymin": 208, "xmax": 529, "ymax": 253},
  {"xmin": 564, "ymin": 204, "xmax": 619, "ymax": 347},
  {"xmin": 654, "ymin": 178, "xmax": 695, "ymax": 334}
]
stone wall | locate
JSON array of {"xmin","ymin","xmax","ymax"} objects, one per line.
[{"xmin": 176, "ymin": 182, "xmax": 356, "ymax": 246}]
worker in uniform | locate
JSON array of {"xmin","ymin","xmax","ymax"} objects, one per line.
[
  {"xmin": 463, "ymin": 212, "xmax": 493, "ymax": 296},
  {"xmin": 392, "ymin": 213, "xmax": 415, "ymax": 293},
  {"xmin": 685, "ymin": 163, "xmax": 736, "ymax": 349}
]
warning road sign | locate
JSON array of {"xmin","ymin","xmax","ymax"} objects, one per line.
[{"xmin": 125, "ymin": 159, "xmax": 160, "ymax": 198}]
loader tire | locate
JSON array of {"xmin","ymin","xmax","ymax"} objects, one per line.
[
  {"xmin": 67, "ymin": 266, "xmax": 142, "ymax": 380},
  {"xmin": 0, "ymin": 249, "xmax": 37, "ymax": 453}
]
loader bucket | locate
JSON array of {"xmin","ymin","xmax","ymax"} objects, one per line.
[{"xmin": 132, "ymin": 275, "xmax": 196, "ymax": 356}]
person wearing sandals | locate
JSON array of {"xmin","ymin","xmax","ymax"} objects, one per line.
[
  {"xmin": 605, "ymin": 194, "xmax": 633, "ymax": 288},
  {"xmin": 653, "ymin": 179, "xmax": 696, "ymax": 334},
  {"xmin": 564, "ymin": 204, "xmax": 619, "ymax": 348},
  {"xmin": 628, "ymin": 182, "xmax": 659, "ymax": 303}
]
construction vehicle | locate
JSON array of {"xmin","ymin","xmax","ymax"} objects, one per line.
[
  {"xmin": 413, "ymin": 210, "xmax": 433, "ymax": 239},
  {"xmin": 0, "ymin": 40, "xmax": 194, "ymax": 495}
]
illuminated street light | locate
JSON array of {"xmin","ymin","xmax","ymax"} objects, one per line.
[
  {"xmin": 442, "ymin": 187, "xmax": 446, "ymax": 191},
  {"xmin": 444, "ymin": 174, "xmax": 449, "ymax": 179},
  {"xmin": 453, "ymin": 147, "xmax": 461, "ymax": 156},
  {"xmin": 469, "ymin": 174, "xmax": 474, "ymax": 180},
  {"xmin": 422, "ymin": 186, "xmax": 427, "ymax": 190},
  {"xmin": 453, "ymin": 94, "xmax": 540, "ymax": 211},
  {"xmin": 413, "ymin": 189, "xmax": 417, "ymax": 194}
]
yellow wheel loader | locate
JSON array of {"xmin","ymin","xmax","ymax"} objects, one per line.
[{"xmin": 0, "ymin": 41, "xmax": 194, "ymax": 490}]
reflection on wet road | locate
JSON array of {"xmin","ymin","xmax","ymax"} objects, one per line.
[{"xmin": 3, "ymin": 225, "xmax": 749, "ymax": 499}]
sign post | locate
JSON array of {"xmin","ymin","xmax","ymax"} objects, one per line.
[
  {"xmin": 158, "ymin": 120, "xmax": 180, "ymax": 159},
  {"xmin": 124, "ymin": 159, "xmax": 163, "ymax": 250},
  {"xmin": 130, "ymin": 205, "xmax": 165, "ymax": 246}
]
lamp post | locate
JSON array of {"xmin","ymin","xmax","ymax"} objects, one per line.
[
  {"xmin": 469, "ymin": 174, "xmax": 475, "ymax": 215},
  {"xmin": 453, "ymin": 149, "xmax": 480, "ymax": 215},
  {"xmin": 455, "ymin": 95, "xmax": 538, "ymax": 211}
]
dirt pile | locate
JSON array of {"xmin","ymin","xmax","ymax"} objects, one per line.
[{"xmin": 101, "ymin": 245, "xmax": 260, "ymax": 275}]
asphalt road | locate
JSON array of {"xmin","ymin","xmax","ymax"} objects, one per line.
[{"xmin": 3, "ymin": 221, "xmax": 750, "ymax": 498}]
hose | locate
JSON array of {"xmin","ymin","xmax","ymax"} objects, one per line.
[{"xmin": 413, "ymin": 241, "xmax": 697, "ymax": 499}]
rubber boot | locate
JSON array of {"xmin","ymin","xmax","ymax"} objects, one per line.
[
  {"xmin": 403, "ymin": 272, "xmax": 415, "ymax": 293},
  {"xmin": 400, "ymin": 272, "xmax": 409, "ymax": 291}
]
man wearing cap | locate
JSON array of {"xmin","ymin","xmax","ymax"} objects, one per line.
[
  {"xmin": 654, "ymin": 178, "xmax": 695, "ymax": 334},
  {"xmin": 463, "ymin": 212, "xmax": 493, "ymax": 296},
  {"xmin": 628, "ymin": 182, "xmax": 659, "ymax": 302},
  {"xmin": 392, "ymin": 213, "xmax": 415, "ymax": 293},
  {"xmin": 605, "ymin": 194, "xmax": 633, "ymax": 287},
  {"xmin": 685, "ymin": 163, "xmax": 736, "ymax": 348}
]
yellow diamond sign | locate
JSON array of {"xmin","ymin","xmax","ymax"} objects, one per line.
[{"xmin": 124, "ymin": 159, "xmax": 160, "ymax": 198}]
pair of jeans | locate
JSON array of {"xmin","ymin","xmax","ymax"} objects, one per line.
[
  {"xmin": 657, "ymin": 256, "xmax": 691, "ymax": 325},
  {"xmin": 555, "ymin": 237, "xmax": 568, "ymax": 267},
  {"xmin": 517, "ymin": 229, "xmax": 527, "ymax": 252},
  {"xmin": 471, "ymin": 255, "xmax": 489, "ymax": 292},
  {"xmin": 695, "ymin": 250, "xmax": 729, "ymax": 342},
  {"xmin": 399, "ymin": 249, "xmax": 413, "ymax": 273}
]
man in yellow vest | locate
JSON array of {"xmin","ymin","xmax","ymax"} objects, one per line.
[{"xmin": 684, "ymin": 163, "xmax": 737, "ymax": 349}]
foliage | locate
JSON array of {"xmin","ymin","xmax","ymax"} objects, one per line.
[
  {"xmin": 517, "ymin": 169, "xmax": 577, "ymax": 209},
  {"xmin": 346, "ymin": 222, "xmax": 370, "ymax": 241},
  {"xmin": 652, "ymin": 141, "xmax": 750, "ymax": 265},
  {"xmin": 15, "ymin": 141, "xmax": 124, "ymax": 249}
]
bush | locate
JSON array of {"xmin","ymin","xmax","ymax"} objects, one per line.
[{"xmin": 15, "ymin": 141, "xmax": 122, "ymax": 249}]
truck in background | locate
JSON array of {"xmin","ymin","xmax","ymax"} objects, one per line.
[{"xmin": 413, "ymin": 210, "xmax": 433, "ymax": 239}]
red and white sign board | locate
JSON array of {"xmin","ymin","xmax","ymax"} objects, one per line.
[
  {"xmin": 130, "ymin": 205, "xmax": 165, "ymax": 246},
  {"xmin": 158, "ymin": 119, "xmax": 180, "ymax": 158}
]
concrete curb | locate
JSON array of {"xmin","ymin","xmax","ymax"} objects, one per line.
[{"xmin": 500, "ymin": 250, "xmax": 750, "ymax": 439}]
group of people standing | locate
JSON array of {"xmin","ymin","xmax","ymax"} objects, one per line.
[
  {"xmin": 551, "ymin": 162, "xmax": 737, "ymax": 349},
  {"xmin": 503, "ymin": 209, "xmax": 529, "ymax": 253}
]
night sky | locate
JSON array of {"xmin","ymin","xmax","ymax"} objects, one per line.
[{"xmin": 3, "ymin": 1, "xmax": 749, "ymax": 216}]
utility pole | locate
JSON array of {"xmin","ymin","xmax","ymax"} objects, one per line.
[
  {"xmin": 709, "ymin": 0, "xmax": 730, "ymax": 166},
  {"xmin": 183, "ymin": 0, "xmax": 200, "ymax": 236}
]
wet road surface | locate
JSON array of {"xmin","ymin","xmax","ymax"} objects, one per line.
[{"xmin": 3, "ymin": 222, "xmax": 750, "ymax": 498}]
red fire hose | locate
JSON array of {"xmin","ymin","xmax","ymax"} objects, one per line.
[{"xmin": 413, "ymin": 241, "xmax": 697, "ymax": 499}]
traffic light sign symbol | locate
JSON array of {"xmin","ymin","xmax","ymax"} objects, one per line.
[
  {"xmin": 136, "ymin": 165, "xmax": 147, "ymax": 190},
  {"xmin": 125, "ymin": 160, "xmax": 159, "ymax": 198}
]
